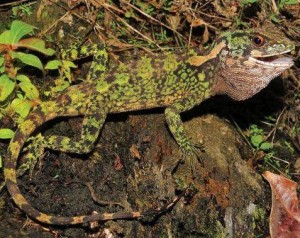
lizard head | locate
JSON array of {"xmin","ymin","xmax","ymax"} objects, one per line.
[{"xmin": 214, "ymin": 26, "xmax": 294, "ymax": 101}]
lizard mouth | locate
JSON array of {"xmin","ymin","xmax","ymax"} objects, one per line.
[{"xmin": 249, "ymin": 52, "xmax": 294, "ymax": 68}]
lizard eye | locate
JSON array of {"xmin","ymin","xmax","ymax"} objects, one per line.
[{"xmin": 252, "ymin": 35, "xmax": 265, "ymax": 47}]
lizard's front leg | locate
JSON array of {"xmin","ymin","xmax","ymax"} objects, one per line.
[
  {"xmin": 18, "ymin": 107, "xmax": 107, "ymax": 176},
  {"xmin": 165, "ymin": 97, "xmax": 203, "ymax": 167}
]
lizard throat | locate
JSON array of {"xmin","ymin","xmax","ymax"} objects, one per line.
[{"xmin": 213, "ymin": 54, "xmax": 294, "ymax": 101}]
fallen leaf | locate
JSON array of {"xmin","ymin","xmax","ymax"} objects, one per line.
[
  {"xmin": 263, "ymin": 171, "xmax": 300, "ymax": 238},
  {"xmin": 130, "ymin": 144, "xmax": 141, "ymax": 160},
  {"xmin": 114, "ymin": 153, "xmax": 123, "ymax": 171}
]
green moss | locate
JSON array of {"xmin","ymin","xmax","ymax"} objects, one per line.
[{"xmin": 253, "ymin": 207, "xmax": 266, "ymax": 220}]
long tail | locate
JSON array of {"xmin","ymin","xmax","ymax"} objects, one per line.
[{"xmin": 4, "ymin": 107, "xmax": 144, "ymax": 225}]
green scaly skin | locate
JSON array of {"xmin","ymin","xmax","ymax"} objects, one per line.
[{"xmin": 4, "ymin": 27, "xmax": 294, "ymax": 225}]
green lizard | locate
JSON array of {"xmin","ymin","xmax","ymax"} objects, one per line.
[{"xmin": 4, "ymin": 26, "xmax": 294, "ymax": 225}]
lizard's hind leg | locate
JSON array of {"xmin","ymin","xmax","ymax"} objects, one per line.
[
  {"xmin": 39, "ymin": 110, "xmax": 107, "ymax": 154},
  {"xmin": 18, "ymin": 107, "xmax": 107, "ymax": 177},
  {"xmin": 18, "ymin": 43, "xmax": 109, "ymax": 177}
]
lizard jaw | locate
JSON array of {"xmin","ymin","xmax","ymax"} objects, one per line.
[{"xmin": 249, "ymin": 51, "xmax": 294, "ymax": 68}]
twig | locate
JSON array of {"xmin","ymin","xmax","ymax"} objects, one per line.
[
  {"xmin": 198, "ymin": 11, "xmax": 232, "ymax": 23},
  {"xmin": 196, "ymin": 0, "xmax": 214, "ymax": 10},
  {"xmin": 38, "ymin": 11, "xmax": 71, "ymax": 37},
  {"xmin": 264, "ymin": 107, "xmax": 286, "ymax": 143},
  {"xmin": 270, "ymin": 0, "xmax": 279, "ymax": 14},
  {"xmin": 120, "ymin": 0, "xmax": 184, "ymax": 39},
  {"xmin": 231, "ymin": 117, "xmax": 253, "ymax": 148},
  {"xmin": 85, "ymin": 182, "xmax": 126, "ymax": 208},
  {"xmin": 0, "ymin": 0, "xmax": 33, "ymax": 8},
  {"xmin": 101, "ymin": 3, "xmax": 161, "ymax": 49},
  {"xmin": 40, "ymin": 0, "xmax": 105, "ymax": 38}
]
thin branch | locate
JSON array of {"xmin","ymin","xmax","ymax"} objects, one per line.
[
  {"xmin": 0, "ymin": 0, "xmax": 33, "ymax": 8},
  {"xmin": 101, "ymin": 3, "xmax": 162, "ymax": 49},
  {"xmin": 120, "ymin": 0, "xmax": 184, "ymax": 39}
]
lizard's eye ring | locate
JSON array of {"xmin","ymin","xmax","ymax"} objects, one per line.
[{"xmin": 253, "ymin": 35, "xmax": 265, "ymax": 47}]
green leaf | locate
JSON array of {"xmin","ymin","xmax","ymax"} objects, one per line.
[
  {"xmin": 240, "ymin": 0, "xmax": 257, "ymax": 5},
  {"xmin": 0, "ymin": 128, "xmax": 14, "ymax": 139},
  {"xmin": 0, "ymin": 31, "xmax": 14, "ymax": 44},
  {"xmin": 270, "ymin": 14, "xmax": 281, "ymax": 23},
  {"xmin": 0, "ymin": 56, "xmax": 4, "ymax": 73},
  {"xmin": 283, "ymin": 0, "xmax": 298, "ymax": 4},
  {"xmin": 62, "ymin": 60, "xmax": 77, "ymax": 68},
  {"xmin": 17, "ymin": 38, "xmax": 55, "ymax": 56},
  {"xmin": 16, "ymin": 74, "xmax": 31, "ymax": 83},
  {"xmin": 62, "ymin": 67, "xmax": 73, "ymax": 81},
  {"xmin": 251, "ymin": 135, "xmax": 263, "ymax": 148},
  {"xmin": 16, "ymin": 92, "xmax": 24, "ymax": 99},
  {"xmin": 10, "ymin": 20, "xmax": 36, "ymax": 43},
  {"xmin": 0, "ymin": 56, "xmax": 4, "ymax": 66},
  {"xmin": 10, "ymin": 51, "xmax": 43, "ymax": 70},
  {"xmin": 249, "ymin": 125, "xmax": 259, "ymax": 134},
  {"xmin": 19, "ymin": 81, "xmax": 39, "ymax": 100},
  {"xmin": 11, "ymin": 98, "xmax": 31, "ymax": 118},
  {"xmin": 0, "ymin": 74, "xmax": 15, "ymax": 101},
  {"xmin": 0, "ymin": 20, "xmax": 36, "ymax": 44},
  {"xmin": 0, "ymin": 154, "xmax": 2, "ymax": 168},
  {"xmin": 45, "ymin": 60, "xmax": 62, "ymax": 70},
  {"xmin": 260, "ymin": 142, "xmax": 273, "ymax": 151}
]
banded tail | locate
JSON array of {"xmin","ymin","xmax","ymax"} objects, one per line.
[
  {"xmin": 4, "ymin": 107, "xmax": 143, "ymax": 224},
  {"xmin": 4, "ymin": 107, "xmax": 178, "ymax": 225}
]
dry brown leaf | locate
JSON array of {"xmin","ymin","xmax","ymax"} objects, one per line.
[
  {"xmin": 105, "ymin": 37, "xmax": 133, "ymax": 50},
  {"xmin": 263, "ymin": 171, "xmax": 300, "ymax": 238},
  {"xmin": 166, "ymin": 14, "xmax": 181, "ymax": 31},
  {"xmin": 191, "ymin": 18, "xmax": 206, "ymax": 27},
  {"xmin": 130, "ymin": 144, "xmax": 141, "ymax": 159},
  {"xmin": 202, "ymin": 26, "xmax": 210, "ymax": 44},
  {"xmin": 114, "ymin": 153, "xmax": 123, "ymax": 171},
  {"xmin": 212, "ymin": 0, "xmax": 238, "ymax": 19}
]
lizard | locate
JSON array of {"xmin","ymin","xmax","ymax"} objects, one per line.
[{"xmin": 4, "ymin": 26, "xmax": 294, "ymax": 225}]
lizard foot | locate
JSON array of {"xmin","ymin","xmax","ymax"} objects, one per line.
[
  {"xmin": 17, "ymin": 134, "xmax": 45, "ymax": 178},
  {"xmin": 180, "ymin": 140, "xmax": 205, "ymax": 175}
]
